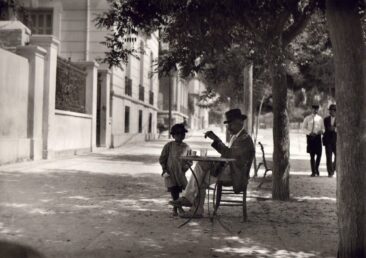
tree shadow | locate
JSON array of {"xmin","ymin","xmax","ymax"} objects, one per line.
[
  {"xmin": 87, "ymin": 153, "xmax": 160, "ymax": 164},
  {"xmin": 0, "ymin": 169, "xmax": 337, "ymax": 257},
  {"xmin": 0, "ymin": 240, "xmax": 44, "ymax": 258}
]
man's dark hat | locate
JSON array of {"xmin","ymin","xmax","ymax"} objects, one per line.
[
  {"xmin": 223, "ymin": 109, "xmax": 247, "ymax": 124},
  {"xmin": 311, "ymin": 104, "xmax": 319, "ymax": 109},
  {"xmin": 328, "ymin": 104, "xmax": 336, "ymax": 111},
  {"xmin": 170, "ymin": 123, "xmax": 188, "ymax": 134}
]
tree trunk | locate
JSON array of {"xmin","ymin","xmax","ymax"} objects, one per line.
[
  {"xmin": 268, "ymin": 44, "xmax": 290, "ymax": 201},
  {"xmin": 326, "ymin": 1, "xmax": 366, "ymax": 257}
]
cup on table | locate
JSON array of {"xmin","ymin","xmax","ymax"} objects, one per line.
[{"xmin": 200, "ymin": 148, "xmax": 207, "ymax": 157}]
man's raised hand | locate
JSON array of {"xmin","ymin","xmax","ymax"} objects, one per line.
[{"xmin": 204, "ymin": 131, "xmax": 219, "ymax": 141}]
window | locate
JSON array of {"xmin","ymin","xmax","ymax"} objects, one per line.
[
  {"xmin": 124, "ymin": 106, "xmax": 130, "ymax": 133},
  {"xmin": 149, "ymin": 52, "xmax": 154, "ymax": 105},
  {"xmin": 26, "ymin": 9, "xmax": 53, "ymax": 35},
  {"xmin": 149, "ymin": 90, "xmax": 154, "ymax": 105},
  {"xmin": 148, "ymin": 113, "xmax": 152, "ymax": 133},
  {"xmin": 125, "ymin": 76, "xmax": 132, "ymax": 96},
  {"xmin": 138, "ymin": 110, "xmax": 143, "ymax": 133},
  {"xmin": 139, "ymin": 84, "xmax": 144, "ymax": 101},
  {"xmin": 149, "ymin": 52, "xmax": 154, "ymax": 91},
  {"xmin": 139, "ymin": 41, "xmax": 144, "ymax": 86}
]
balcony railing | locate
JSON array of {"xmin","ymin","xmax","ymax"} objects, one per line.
[
  {"xmin": 149, "ymin": 90, "xmax": 154, "ymax": 105},
  {"xmin": 125, "ymin": 77, "xmax": 132, "ymax": 96},
  {"xmin": 139, "ymin": 85, "xmax": 145, "ymax": 101}
]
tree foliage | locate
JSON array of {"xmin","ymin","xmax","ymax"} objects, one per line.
[
  {"xmin": 96, "ymin": 0, "xmax": 322, "ymax": 201},
  {"xmin": 96, "ymin": 0, "xmax": 319, "ymax": 72}
]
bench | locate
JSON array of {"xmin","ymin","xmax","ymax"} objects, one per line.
[{"xmin": 256, "ymin": 142, "xmax": 273, "ymax": 188}]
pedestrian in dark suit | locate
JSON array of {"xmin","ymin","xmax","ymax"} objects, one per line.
[
  {"xmin": 302, "ymin": 104, "xmax": 324, "ymax": 176},
  {"xmin": 323, "ymin": 104, "xmax": 337, "ymax": 177}
]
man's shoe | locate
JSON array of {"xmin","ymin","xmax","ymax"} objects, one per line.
[
  {"xmin": 179, "ymin": 211, "xmax": 203, "ymax": 219},
  {"xmin": 169, "ymin": 197, "xmax": 192, "ymax": 207},
  {"xmin": 310, "ymin": 174, "xmax": 316, "ymax": 177},
  {"xmin": 177, "ymin": 207, "xmax": 185, "ymax": 214}
]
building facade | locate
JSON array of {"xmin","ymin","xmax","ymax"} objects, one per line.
[
  {"xmin": 157, "ymin": 71, "xmax": 209, "ymax": 131},
  {"xmin": 23, "ymin": 0, "xmax": 159, "ymax": 147},
  {"xmin": 187, "ymin": 77, "xmax": 209, "ymax": 130},
  {"xmin": 0, "ymin": 0, "xmax": 159, "ymax": 164},
  {"xmin": 157, "ymin": 69, "xmax": 189, "ymax": 128}
]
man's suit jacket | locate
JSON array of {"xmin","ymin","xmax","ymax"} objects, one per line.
[
  {"xmin": 211, "ymin": 130, "xmax": 255, "ymax": 194},
  {"xmin": 323, "ymin": 116, "xmax": 337, "ymax": 146}
]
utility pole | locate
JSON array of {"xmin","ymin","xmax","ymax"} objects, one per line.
[
  {"xmin": 243, "ymin": 63, "xmax": 253, "ymax": 135},
  {"xmin": 168, "ymin": 71, "xmax": 172, "ymax": 139}
]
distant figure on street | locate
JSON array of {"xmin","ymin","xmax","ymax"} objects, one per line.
[
  {"xmin": 159, "ymin": 123, "xmax": 192, "ymax": 216},
  {"xmin": 183, "ymin": 117, "xmax": 188, "ymax": 128},
  {"xmin": 323, "ymin": 104, "xmax": 337, "ymax": 177},
  {"xmin": 170, "ymin": 108, "xmax": 255, "ymax": 218},
  {"xmin": 157, "ymin": 122, "xmax": 168, "ymax": 139},
  {"xmin": 302, "ymin": 104, "xmax": 324, "ymax": 177}
]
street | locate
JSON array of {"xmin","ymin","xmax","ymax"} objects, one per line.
[{"xmin": 0, "ymin": 129, "xmax": 337, "ymax": 258}]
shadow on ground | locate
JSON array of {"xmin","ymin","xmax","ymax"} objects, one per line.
[
  {"xmin": 0, "ymin": 166, "xmax": 337, "ymax": 257},
  {"xmin": 0, "ymin": 240, "xmax": 44, "ymax": 258},
  {"xmin": 88, "ymin": 153, "xmax": 160, "ymax": 164}
]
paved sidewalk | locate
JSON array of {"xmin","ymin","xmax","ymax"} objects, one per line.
[{"xmin": 0, "ymin": 129, "xmax": 336, "ymax": 258}]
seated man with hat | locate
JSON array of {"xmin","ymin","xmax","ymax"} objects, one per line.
[{"xmin": 170, "ymin": 108, "xmax": 255, "ymax": 218}]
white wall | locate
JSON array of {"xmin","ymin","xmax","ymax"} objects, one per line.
[
  {"xmin": 52, "ymin": 111, "xmax": 92, "ymax": 152},
  {"xmin": 0, "ymin": 48, "xmax": 31, "ymax": 163}
]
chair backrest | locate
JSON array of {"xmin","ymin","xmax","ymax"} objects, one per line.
[{"xmin": 258, "ymin": 142, "xmax": 269, "ymax": 168}]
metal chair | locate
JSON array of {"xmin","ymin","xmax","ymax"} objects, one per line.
[{"xmin": 210, "ymin": 181, "xmax": 248, "ymax": 222}]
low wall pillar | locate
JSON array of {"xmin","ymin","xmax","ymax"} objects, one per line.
[
  {"xmin": 30, "ymin": 35, "xmax": 60, "ymax": 159},
  {"xmin": 16, "ymin": 45, "xmax": 47, "ymax": 160}
]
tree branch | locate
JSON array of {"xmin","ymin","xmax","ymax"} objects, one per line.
[
  {"xmin": 282, "ymin": 0, "xmax": 318, "ymax": 46},
  {"xmin": 242, "ymin": 15, "xmax": 265, "ymax": 43},
  {"xmin": 271, "ymin": 9, "xmax": 291, "ymax": 39}
]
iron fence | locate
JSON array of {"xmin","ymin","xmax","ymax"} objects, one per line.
[{"xmin": 55, "ymin": 57, "xmax": 86, "ymax": 113}]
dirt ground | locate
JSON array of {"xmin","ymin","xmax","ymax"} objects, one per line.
[{"xmin": 0, "ymin": 129, "xmax": 337, "ymax": 258}]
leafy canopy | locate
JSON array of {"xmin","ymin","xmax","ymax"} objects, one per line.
[{"xmin": 96, "ymin": 0, "xmax": 319, "ymax": 75}]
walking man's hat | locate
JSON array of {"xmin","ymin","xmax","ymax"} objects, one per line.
[
  {"xmin": 223, "ymin": 109, "xmax": 247, "ymax": 124},
  {"xmin": 329, "ymin": 104, "xmax": 336, "ymax": 111}
]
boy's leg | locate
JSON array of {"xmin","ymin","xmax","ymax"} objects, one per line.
[{"xmin": 170, "ymin": 187, "xmax": 180, "ymax": 215}]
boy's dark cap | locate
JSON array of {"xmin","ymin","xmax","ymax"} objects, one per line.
[
  {"xmin": 170, "ymin": 123, "xmax": 188, "ymax": 134},
  {"xmin": 329, "ymin": 104, "xmax": 336, "ymax": 111},
  {"xmin": 223, "ymin": 108, "xmax": 247, "ymax": 124}
]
